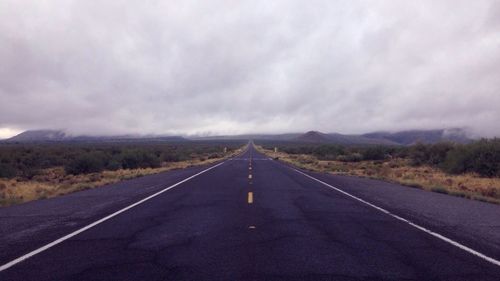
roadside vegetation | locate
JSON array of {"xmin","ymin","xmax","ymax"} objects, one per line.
[
  {"xmin": 0, "ymin": 141, "xmax": 245, "ymax": 206},
  {"xmin": 256, "ymin": 139, "xmax": 500, "ymax": 204}
]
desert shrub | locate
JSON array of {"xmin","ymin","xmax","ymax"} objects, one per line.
[
  {"xmin": 427, "ymin": 142, "xmax": 455, "ymax": 166},
  {"xmin": 65, "ymin": 152, "xmax": 106, "ymax": 175},
  {"xmin": 208, "ymin": 153, "xmax": 221, "ymax": 159},
  {"xmin": 442, "ymin": 139, "xmax": 499, "ymax": 177},
  {"xmin": 0, "ymin": 163, "xmax": 17, "ymax": 178},
  {"xmin": 469, "ymin": 139, "xmax": 500, "ymax": 177},
  {"xmin": 163, "ymin": 147, "xmax": 192, "ymax": 162},
  {"xmin": 120, "ymin": 150, "xmax": 142, "ymax": 169},
  {"xmin": 282, "ymin": 146, "xmax": 315, "ymax": 155},
  {"xmin": 19, "ymin": 166, "xmax": 41, "ymax": 179},
  {"xmin": 120, "ymin": 150, "xmax": 160, "ymax": 169},
  {"xmin": 0, "ymin": 140, "xmax": 244, "ymax": 178},
  {"xmin": 441, "ymin": 146, "xmax": 470, "ymax": 174},
  {"xmin": 336, "ymin": 153, "xmax": 363, "ymax": 162},
  {"xmin": 106, "ymin": 158, "xmax": 122, "ymax": 171},
  {"xmin": 361, "ymin": 146, "xmax": 389, "ymax": 160},
  {"xmin": 313, "ymin": 145, "xmax": 345, "ymax": 160},
  {"xmin": 409, "ymin": 142, "xmax": 454, "ymax": 166},
  {"xmin": 140, "ymin": 151, "xmax": 161, "ymax": 168},
  {"xmin": 161, "ymin": 152, "xmax": 181, "ymax": 162},
  {"xmin": 409, "ymin": 143, "xmax": 430, "ymax": 166},
  {"xmin": 408, "ymin": 139, "xmax": 499, "ymax": 177}
]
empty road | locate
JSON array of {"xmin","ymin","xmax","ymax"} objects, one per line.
[{"xmin": 1, "ymin": 144, "xmax": 499, "ymax": 280}]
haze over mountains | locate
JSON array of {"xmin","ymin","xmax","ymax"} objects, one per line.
[
  {"xmin": 3, "ymin": 128, "xmax": 472, "ymax": 145},
  {"xmin": 4, "ymin": 130, "xmax": 187, "ymax": 143}
]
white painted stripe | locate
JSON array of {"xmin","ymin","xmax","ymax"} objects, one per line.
[
  {"xmin": 292, "ymin": 168, "xmax": 500, "ymax": 267},
  {"xmin": 0, "ymin": 161, "xmax": 226, "ymax": 272}
]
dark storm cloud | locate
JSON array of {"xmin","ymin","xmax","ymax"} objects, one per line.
[{"xmin": 0, "ymin": 0, "xmax": 499, "ymax": 138}]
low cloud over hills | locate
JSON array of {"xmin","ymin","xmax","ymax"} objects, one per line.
[{"xmin": 4, "ymin": 128, "xmax": 472, "ymax": 145}]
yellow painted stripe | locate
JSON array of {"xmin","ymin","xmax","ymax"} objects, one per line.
[
  {"xmin": 248, "ymin": 225, "xmax": 256, "ymax": 229},
  {"xmin": 248, "ymin": 174, "xmax": 253, "ymax": 179},
  {"xmin": 248, "ymin": 192, "xmax": 253, "ymax": 204},
  {"xmin": 249, "ymin": 167, "xmax": 252, "ymax": 170}
]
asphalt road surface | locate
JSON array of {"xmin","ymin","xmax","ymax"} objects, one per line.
[{"xmin": 1, "ymin": 144, "xmax": 499, "ymax": 280}]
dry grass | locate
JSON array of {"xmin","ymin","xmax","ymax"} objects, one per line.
[
  {"xmin": 256, "ymin": 146, "xmax": 500, "ymax": 204},
  {"xmin": 0, "ymin": 147, "xmax": 245, "ymax": 207}
]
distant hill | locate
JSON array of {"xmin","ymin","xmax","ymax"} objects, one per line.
[
  {"xmin": 325, "ymin": 133, "xmax": 399, "ymax": 145},
  {"xmin": 4, "ymin": 128, "xmax": 472, "ymax": 145},
  {"xmin": 291, "ymin": 129, "xmax": 471, "ymax": 145},
  {"xmin": 6, "ymin": 130, "xmax": 68, "ymax": 142},
  {"xmin": 4, "ymin": 130, "xmax": 187, "ymax": 143},
  {"xmin": 192, "ymin": 132, "xmax": 393, "ymax": 145},
  {"xmin": 294, "ymin": 131, "xmax": 398, "ymax": 145},
  {"xmin": 189, "ymin": 129, "xmax": 472, "ymax": 145},
  {"xmin": 362, "ymin": 128, "xmax": 470, "ymax": 145},
  {"xmin": 295, "ymin": 131, "xmax": 331, "ymax": 143},
  {"xmin": 190, "ymin": 133, "xmax": 301, "ymax": 141}
]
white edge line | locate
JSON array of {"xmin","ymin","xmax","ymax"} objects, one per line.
[
  {"xmin": 292, "ymin": 168, "xmax": 500, "ymax": 268},
  {"xmin": 0, "ymin": 161, "xmax": 227, "ymax": 272}
]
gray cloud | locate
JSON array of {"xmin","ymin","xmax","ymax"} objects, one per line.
[{"xmin": 0, "ymin": 0, "xmax": 499, "ymax": 137}]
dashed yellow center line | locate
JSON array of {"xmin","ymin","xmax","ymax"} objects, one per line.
[
  {"xmin": 248, "ymin": 192, "xmax": 253, "ymax": 204},
  {"xmin": 248, "ymin": 225, "xmax": 256, "ymax": 229},
  {"xmin": 248, "ymin": 174, "xmax": 252, "ymax": 179}
]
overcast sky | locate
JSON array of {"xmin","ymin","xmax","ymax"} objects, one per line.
[{"xmin": 1, "ymin": 0, "xmax": 499, "ymax": 138}]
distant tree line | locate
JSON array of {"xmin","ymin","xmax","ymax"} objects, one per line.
[
  {"xmin": 408, "ymin": 139, "xmax": 499, "ymax": 177},
  {"xmin": 0, "ymin": 141, "xmax": 243, "ymax": 178},
  {"xmin": 263, "ymin": 143, "xmax": 400, "ymax": 162},
  {"xmin": 260, "ymin": 138, "xmax": 500, "ymax": 177}
]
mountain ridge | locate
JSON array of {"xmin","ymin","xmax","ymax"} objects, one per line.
[
  {"xmin": 4, "ymin": 130, "xmax": 187, "ymax": 143},
  {"xmin": 361, "ymin": 128, "xmax": 471, "ymax": 145},
  {"xmin": 3, "ymin": 128, "xmax": 472, "ymax": 145}
]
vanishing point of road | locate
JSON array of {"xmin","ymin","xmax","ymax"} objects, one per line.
[{"xmin": 1, "ymin": 144, "xmax": 499, "ymax": 280}]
